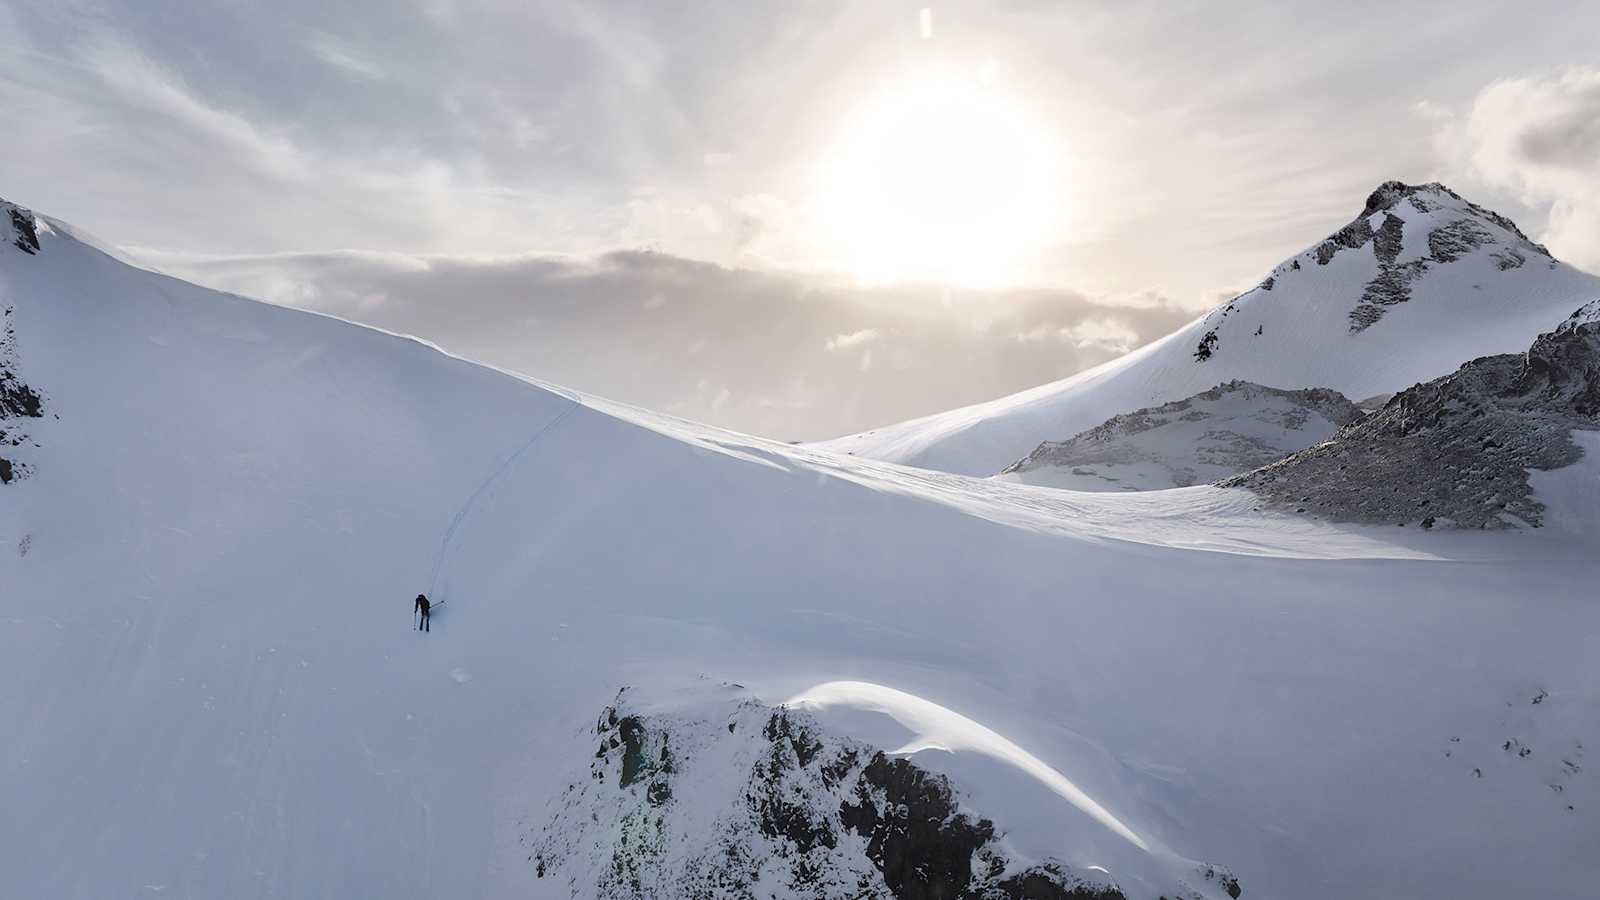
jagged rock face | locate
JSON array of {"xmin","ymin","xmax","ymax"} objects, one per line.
[
  {"xmin": 9, "ymin": 206, "xmax": 40, "ymax": 255},
  {"xmin": 1221, "ymin": 304, "xmax": 1600, "ymax": 529},
  {"xmin": 5, "ymin": 201, "xmax": 42, "ymax": 256},
  {"xmin": 0, "ymin": 306, "xmax": 45, "ymax": 484},
  {"xmin": 529, "ymin": 690, "xmax": 1218, "ymax": 900},
  {"xmin": 1001, "ymin": 382, "xmax": 1362, "ymax": 491}
]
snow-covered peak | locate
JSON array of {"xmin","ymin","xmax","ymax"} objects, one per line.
[
  {"xmin": 1250, "ymin": 180, "xmax": 1555, "ymax": 332},
  {"xmin": 815, "ymin": 182, "xmax": 1600, "ymax": 476}
]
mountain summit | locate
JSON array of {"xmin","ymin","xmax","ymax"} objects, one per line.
[{"xmin": 816, "ymin": 182, "xmax": 1600, "ymax": 475}]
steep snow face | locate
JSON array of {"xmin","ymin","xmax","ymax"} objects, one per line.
[
  {"xmin": 3, "ymin": 202, "xmax": 1599, "ymax": 900},
  {"xmin": 1223, "ymin": 302, "xmax": 1600, "ymax": 529},
  {"xmin": 815, "ymin": 182, "xmax": 1600, "ymax": 475},
  {"xmin": 998, "ymin": 382, "xmax": 1361, "ymax": 491}
]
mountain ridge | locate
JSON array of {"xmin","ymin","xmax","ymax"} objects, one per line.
[{"xmin": 814, "ymin": 181, "xmax": 1600, "ymax": 476}]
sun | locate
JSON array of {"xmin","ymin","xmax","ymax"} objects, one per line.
[{"xmin": 815, "ymin": 72, "xmax": 1063, "ymax": 288}]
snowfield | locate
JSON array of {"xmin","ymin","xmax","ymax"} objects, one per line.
[
  {"xmin": 816, "ymin": 182, "xmax": 1600, "ymax": 476},
  {"xmin": 2, "ymin": 202, "xmax": 1598, "ymax": 899}
]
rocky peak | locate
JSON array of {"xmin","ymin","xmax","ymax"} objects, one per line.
[{"xmin": 1292, "ymin": 181, "xmax": 1555, "ymax": 332}]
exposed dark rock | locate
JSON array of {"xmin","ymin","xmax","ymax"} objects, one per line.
[
  {"xmin": 0, "ymin": 306, "xmax": 44, "ymax": 485},
  {"xmin": 1372, "ymin": 213, "xmax": 1405, "ymax": 264},
  {"xmin": 1223, "ymin": 302, "xmax": 1600, "ymax": 528},
  {"xmin": 1350, "ymin": 258, "xmax": 1428, "ymax": 329},
  {"xmin": 841, "ymin": 752, "xmax": 997, "ymax": 899},
  {"xmin": 9, "ymin": 208, "xmax": 39, "ymax": 254},
  {"xmin": 764, "ymin": 709, "xmax": 822, "ymax": 768},
  {"xmin": 1427, "ymin": 218, "xmax": 1492, "ymax": 263},
  {"xmin": 535, "ymin": 693, "xmax": 1157, "ymax": 900},
  {"xmin": 1314, "ymin": 214, "xmax": 1374, "ymax": 265},
  {"xmin": 753, "ymin": 712, "xmax": 837, "ymax": 855},
  {"xmin": 618, "ymin": 716, "xmax": 651, "ymax": 787},
  {"xmin": 1494, "ymin": 249, "xmax": 1526, "ymax": 271},
  {"xmin": 996, "ymin": 862, "xmax": 1128, "ymax": 899},
  {"xmin": 1193, "ymin": 330, "xmax": 1219, "ymax": 362}
]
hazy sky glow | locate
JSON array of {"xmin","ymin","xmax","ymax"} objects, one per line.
[{"xmin": 3, "ymin": 1, "xmax": 1598, "ymax": 436}]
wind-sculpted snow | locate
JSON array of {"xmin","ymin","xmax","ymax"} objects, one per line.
[
  {"xmin": 997, "ymin": 382, "xmax": 1362, "ymax": 491},
  {"xmin": 788, "ymin": 681, "xmax": 1149, "ymax": 850},
  {"xmin": 815, "ymin": 181, "xmax": 1600, "ymax": 476},
  {"xmin": 3, "ymin": 199, "xmax": 1599, "ymax": 900},
  {"xmin": 531, "ymin": 685, "xmax": 1239, "ymax": 900},
  {"xmin": 1223, "ymin": 302, "xmax": 1600, "ymax": 529}
]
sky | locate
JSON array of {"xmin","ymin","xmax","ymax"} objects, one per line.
[{"xmin": 2, "ymin": 1, "xmax": 1598, "ymax": 439}]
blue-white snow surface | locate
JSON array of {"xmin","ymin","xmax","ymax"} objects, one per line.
[{"xmin": 2, "ymin": 209, "xmax": 1597, "ymax": 899}]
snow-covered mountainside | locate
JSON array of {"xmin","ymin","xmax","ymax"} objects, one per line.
[
  {"xmin": 1223, "ymin": 300, "xmax": 1600, "ymax": 529},
  {"xmin": 998, "ymin": 382, "xmax": 1362, "ymax": 491},
  {"xmin": 3, "ymin": 198, "xmax": 1599, "ymax": 900},
  {"xmin": 816, "ymin": 182, "xmax": 1600, "ymax": 475}
]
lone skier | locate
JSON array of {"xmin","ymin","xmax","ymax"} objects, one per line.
[{"xmin": 415, "ymin": 593, "xmax": 431, "ymax": 632}]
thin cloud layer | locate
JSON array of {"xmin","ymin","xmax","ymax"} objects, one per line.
[
  {"xmin": 5, "ymin": 2, "xmax": 1600, "ymax": 302},
  {"xmin": 136, "ymin": 248, "xmax": 1194, "ymax": 440}
]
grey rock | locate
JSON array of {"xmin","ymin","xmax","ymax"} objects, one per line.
[{"xmin": 1222, "ymin": 302, "xmax": 1600, "ymax": 528}]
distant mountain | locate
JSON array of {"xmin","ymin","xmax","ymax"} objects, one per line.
[
  {"xmin": 816, "ymin": 182, "xmax": 1600, "ymax": 475},
  {"xmin": 998, "ymin": 381, "xmax": 1362, "ymax": 491},
  {"xmin": 1223, "ymin": 300, "xmax": 1600, "ymax": 529}
]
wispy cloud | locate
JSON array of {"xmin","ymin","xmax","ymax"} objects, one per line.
[
  {"xmin": 305, "ymin": 32, "xmax": 385, "ymax": 80},
  {"xmin": 825, "ymin": 328, "xmax": 881, "ymax": 351}
]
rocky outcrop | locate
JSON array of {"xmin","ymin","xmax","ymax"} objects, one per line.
[
  {"xmin": 530, "ymin": 689, "xmax": 1232, "ymax": 900},
  {"xmin": 0, "ymin": 306, "xmax": 44, "ymax": 484},
  {"xmin": 1221, "ymin": 302, "xmax": 1600, "ymax": 528},
  {"xmin": 1001, "ymin": 382, "xmax": 1362, "ymax": 491},
  {"xmin": 9, "ymin": 206, "xmax": 40, "ymax": 255}
]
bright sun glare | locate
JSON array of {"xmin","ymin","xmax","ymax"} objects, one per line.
[{"xmin": 817, "ymin": 73, "xmax": 1063, "ymax": 288}]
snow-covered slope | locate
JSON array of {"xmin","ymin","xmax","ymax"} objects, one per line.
[
  {"xmin": 3, "ymin": 200, "xmax": 1599, "ymax": 900},
  {"xmin": 816, "ymin": 182, "xmax": 1600, "ymax": 475},
  {"xmin": 998, "ymin": 381, "xmax": 1362, "ymax": 491}
]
